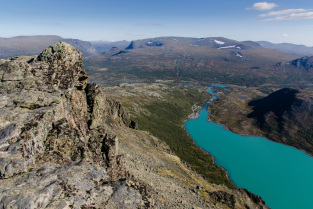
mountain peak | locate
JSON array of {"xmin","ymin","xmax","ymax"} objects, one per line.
[{"xmin": 37, "ymin": 42, "xmax": 82, "ymax": 63}]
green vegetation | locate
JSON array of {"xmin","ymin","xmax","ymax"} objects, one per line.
[
  {"xmin": 297, "ymin": 129, "xmax": 313, "ymax": 146},
  {"xmin": 86, "ymin": 62, "xmax": 311, "ymax": 88},
  {"xmin": 112, "ymin": 85, "xmax": 235, "ymax": 188}
]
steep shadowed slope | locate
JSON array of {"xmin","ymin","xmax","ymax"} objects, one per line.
[
  {"xmin": 248, "ymin": 88, "xmax": 313, "ymax": 154},
  {"xmin": 290, "ymin": 56, "xmax": 313, "ymax": 72}
]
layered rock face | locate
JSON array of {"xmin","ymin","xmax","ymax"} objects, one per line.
[
  {"xmin": 0, "ymin": 43, "xmax": 268, "ymax": 208},
  {"xmin": 0, "ymin": 42, "xmax": 131, "ymax": 208}
]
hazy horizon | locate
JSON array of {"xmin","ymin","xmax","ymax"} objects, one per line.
[
  {"xmin": 2, "ymin": 34, "xmax": 313, "ymax": 48},
  {"xmin": 1, "ymin": 0, "xmax": 313, "ymax": 46}
]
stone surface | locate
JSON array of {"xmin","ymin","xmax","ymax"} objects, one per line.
[
  {"xmin": 0, "ymin": 42, "xmax": 130, "ymax": 208},
  {"xmin": 0, "ymin": 42, "xmax": 269, "ymax": 208}
]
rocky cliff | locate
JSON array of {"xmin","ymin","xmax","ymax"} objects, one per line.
[{"xmin": 0, "ymin": 42, "xmax": 268, "ymax": 208}]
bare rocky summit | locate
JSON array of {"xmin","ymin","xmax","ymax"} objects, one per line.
[{"xmin": 0, "ymin": 42, "xmax": 268, "ymax": 208}]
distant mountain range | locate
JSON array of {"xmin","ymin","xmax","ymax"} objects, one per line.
[
  {"xmin": 0, "ymin": 35, "xmax": 97, "ymax": 58},
  {"xmin": 2, "ymin": 35, "xmax": 312, "ymax": 58},
  {"xmin": 90, "ymin": 40, "xmax": 130, "ymax": 54},
  {"xmin": 258, "ymin": 41, "xmax": 313, "ymax": 56},
  {"xmin": 85, "ymin": 36, "xmax": 309, "ymax": 87},
  {"xmin": 2, "ymin": 35, "xmax": 313, "ymax": 88}
]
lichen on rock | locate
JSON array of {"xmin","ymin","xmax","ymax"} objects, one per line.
[{"xmin": 0, "ymin": 42, "xmax": 131, "ymax": 208}]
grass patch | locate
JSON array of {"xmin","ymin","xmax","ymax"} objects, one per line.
[{"xmin": 129, "ymin": 85, "xmax": 235, "ymax": 188}]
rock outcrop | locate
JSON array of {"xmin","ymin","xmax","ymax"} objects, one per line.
[
  {"xmin": 0, "ymin": 42, "xmax": 130, "ymax": 208},
  {"xmin": 0, "ymin": 42, "xmax": 269, "ymax": 208}
]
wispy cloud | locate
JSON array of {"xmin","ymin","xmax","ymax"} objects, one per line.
[
  {"xmin": 260, "ymin": 9, "xmax": 310, "ymax": 17},
  {"xmin": 260, "ymin": 9, "xmax": 313, "ymax": 21},
  {"xmin": 247, "ymin": 2, "xmax": 277, "ymax": 11},
  {"xmin": 136, "ymin": 23, "xmax": 161, "ymax": 26},
  {"xmin": 282, "ymin": 34, "xmax": 289, "ymax": 37}
]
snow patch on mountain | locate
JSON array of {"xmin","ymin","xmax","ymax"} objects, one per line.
[
  {"xmin": 218, "ymin": 45, "xmax": 236, "ymax": 49},
  {"xmin": 214, "ymin": 40, "xmax": 225, "ymax": 45},
  {"xmin": 218, "ymin": 45, "xmax": 242, "ymax": 50},
  {"xmin": 236, "ymin": 52, "xmax": 243, "ymax": 58}
]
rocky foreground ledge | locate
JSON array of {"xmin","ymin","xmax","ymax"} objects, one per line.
[{"xmin": 0, "ymin": 42, "xmax": 268, "ymax": 208}]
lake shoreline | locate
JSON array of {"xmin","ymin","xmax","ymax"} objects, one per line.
[{"xmin": 184, "ymin": 84, "xmax": 313, "ymax": 209}]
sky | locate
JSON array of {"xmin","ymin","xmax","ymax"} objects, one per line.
[{"xmin": 1, "ymin": 0, "xmax": 313, "ymax": 46}]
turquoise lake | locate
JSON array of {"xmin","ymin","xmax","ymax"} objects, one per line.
[{"xmin": 184, "ymin": 86, "xmax": 313, "ymax": 209}]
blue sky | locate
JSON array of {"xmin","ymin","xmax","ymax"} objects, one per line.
[{"xmin": 1, "ymin": 0, "xmax": 313, "ymax": 46}]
